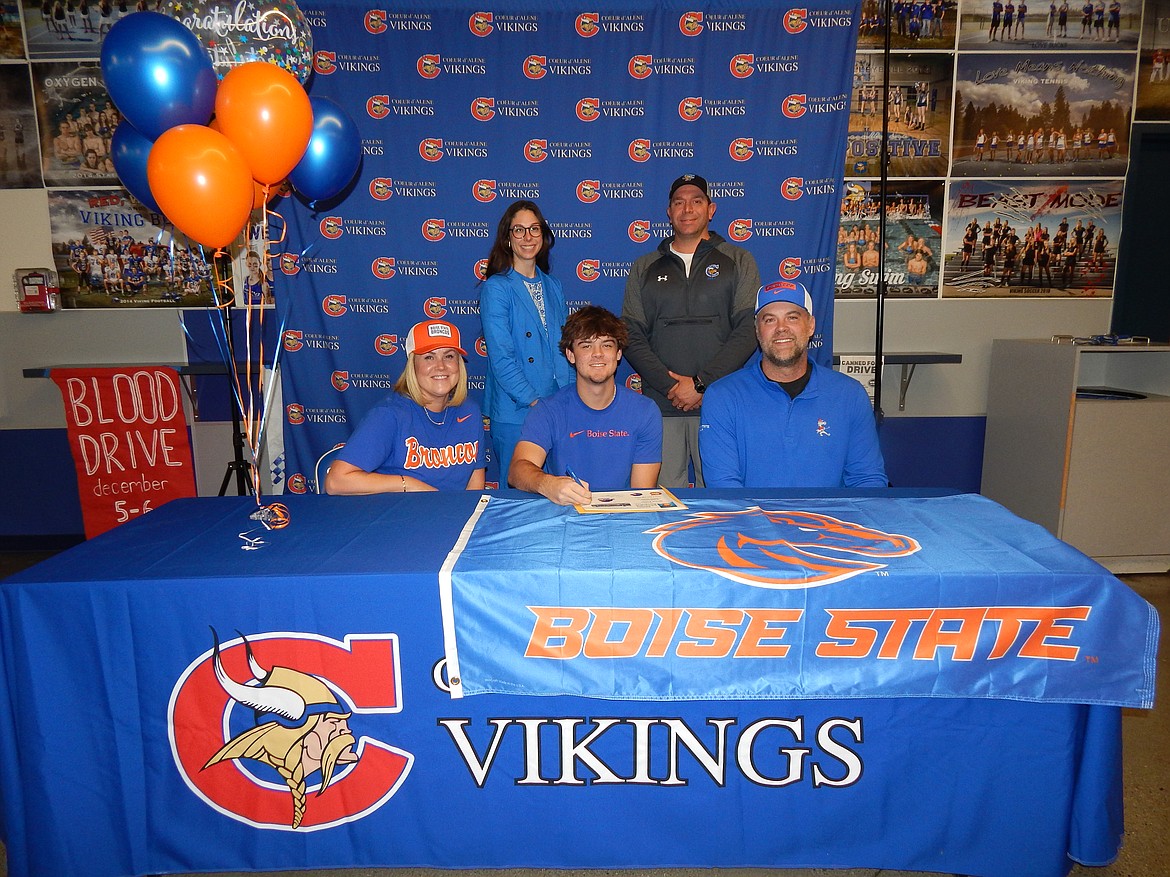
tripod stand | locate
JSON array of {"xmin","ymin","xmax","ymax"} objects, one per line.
[{"xmin": 216, "ymin": 301, "xmax": 254, "ymax": 497}]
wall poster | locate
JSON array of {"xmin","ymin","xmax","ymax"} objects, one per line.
[
  {"xmin": 941, "ymin": 178, "xmax": 1123, "ymax": 297},
  {"xmin": 48, "ymin": 188, "xmax": 224, "ymax": 308}
]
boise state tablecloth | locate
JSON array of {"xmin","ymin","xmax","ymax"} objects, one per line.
[{"xmin": 441, "ymin": 493, "xmax": 1159, "ymax": 707}]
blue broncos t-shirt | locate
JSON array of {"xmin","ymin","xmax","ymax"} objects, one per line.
[
  {"xmin": 519, "ymin": 385, "xmax": 662, "ymax": 490},
  {"xmin": 338, "ymin": 393, "xmax": 484, "ymax": 491}
]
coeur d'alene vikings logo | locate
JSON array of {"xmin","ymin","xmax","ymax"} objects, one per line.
[
  {"xmin": 646, "ymin": 507, "xmax": 920, "ymax": 588},
  {"xmin": 170, "ymin": 632, "xmax": 413, "ymax": 831}
]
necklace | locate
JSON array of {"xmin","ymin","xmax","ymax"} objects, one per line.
[
  {"xmin": 424, "ymin": 405, "xmax": 448, "ymax": 426},
  {"xmin": 585, "ymin": 384, "xmax": 617, "ymax": 411}
]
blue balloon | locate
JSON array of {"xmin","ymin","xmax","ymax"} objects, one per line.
[
  {"xmin": 100, "ymin": 11, "xmax": 216, "ymax": 141},
  {"xmin": 110, "ymin": 121, "xmax": 161, "ymax": 214},
  {"xmin": 288, "ymin": 97, "xmax": 362, "ymax": 204}
]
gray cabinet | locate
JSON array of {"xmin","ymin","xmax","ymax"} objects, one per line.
[{"xmin": 982, "ymin": 339, "xmax": 1170, "ymax": 573}]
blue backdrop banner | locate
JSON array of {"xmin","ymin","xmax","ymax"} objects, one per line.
[
  {"xmin": 274, "ymin": 0, "xmax": 861, "ymax": 488},
  {"xmin": 441, "ymin": 493, "xmax": 1159, "ymax": 707}
]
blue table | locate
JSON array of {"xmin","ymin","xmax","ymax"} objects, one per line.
[{"xmin": 0, "ymin": 490, "xmax": 1158, "ymax": 877}]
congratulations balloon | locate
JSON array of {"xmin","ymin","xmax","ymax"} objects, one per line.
[
  {"xmin": 288, "ymin": 97, "xmax": 362, "ymax": 204},
  {"xmin": 147, "ymin": 124, "xmax": 253, "ymax": 249},
  {"xmin": 111, "ymin": 121, "xmax": 162, "ymax": 214},
  {"xmin": 101, "ymin": 11, "xmax": 217, "ymax": 140},
  {"xmin": 168, "ymin": 0, "xmax": 314, "ymax": 83},
  {"xmin": 214, "ymin": 61, "xmax": 312, "ymax": 185}
]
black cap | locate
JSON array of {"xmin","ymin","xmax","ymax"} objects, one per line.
[{"xmin": 668, "ymin": 173, "xmax": 709, "ymax": 200}]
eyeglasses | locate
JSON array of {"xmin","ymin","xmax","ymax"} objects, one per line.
[{"xmin": 510, "ymin": 224, "xmax": 543, "ymax": 238}]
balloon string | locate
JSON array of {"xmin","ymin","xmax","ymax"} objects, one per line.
[
  {"xmin": 266, "ymin": 208, "xmax": 288, "ymax": 247},
  {"xmin": 209, "ymin": 250, "xmax": 263, "ymax": 502},
  {"xmin": 244, "ymin": 198, "xmax": 290, "ymax": 470},
  {"xmin": 211, "ymin": 246, "xmax": 233, "ymax": 310}
]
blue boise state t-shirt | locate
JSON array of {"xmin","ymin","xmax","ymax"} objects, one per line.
[
  {"xmin": 519, "ymin": 385, "xmax": 662, "ymax": 490},
  {"xmin": 338, "ymin": 393, "xmax": 484, "ymax": 491}
]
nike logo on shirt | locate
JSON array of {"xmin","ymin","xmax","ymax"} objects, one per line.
[
  {"xmin": 569, "ymin": 430, "xmax": 585, "ymax": 438},
  {"xmin": 457, "ymin": 414, "xmax": 473, "ymax": 423}
]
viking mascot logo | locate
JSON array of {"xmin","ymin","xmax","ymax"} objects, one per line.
[{"xmin": 171, "ymin": 631, "xmax": 413, "ymax": 830}]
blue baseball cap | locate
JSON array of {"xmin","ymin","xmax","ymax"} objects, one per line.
[{"xmin": 755, "ymin": 280, "xmax": 813, "ymax": 316}]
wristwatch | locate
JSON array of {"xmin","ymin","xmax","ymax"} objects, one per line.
[{"xmin": 693, "ymin": 375, "xmax": 707, "ymax": 394}]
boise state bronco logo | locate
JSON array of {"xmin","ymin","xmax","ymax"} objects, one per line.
[
  {"xmin": 784, "ymin": 8, "xmax": 808, "ymax": 33},
  {"xmin": 646, "ymin": 507, "xmax": 920, "ymax": 589},
  {"xmin": 169, "ymin": 632, "xmax": 413, "ymax": 831}
]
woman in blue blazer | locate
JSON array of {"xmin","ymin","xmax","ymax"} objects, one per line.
[{"xmin": 479, "ymin": 200, "xmax": 573, "ymax": 480}]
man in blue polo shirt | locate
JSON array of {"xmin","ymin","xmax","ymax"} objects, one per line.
[
  {"xmin": 510, "ymin": 305, "xmax": 662, "ymax": 505},
  {"xmin": 699, "ymin": 280, "xmax": 887, "ymax": 488}
]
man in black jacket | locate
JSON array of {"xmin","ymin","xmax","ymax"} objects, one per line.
[{"xmin": 621, "ymin": 173, "xmax": 761, "ymax": 487}]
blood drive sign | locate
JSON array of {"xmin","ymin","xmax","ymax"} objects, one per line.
[{"xmin": 51, "ymin": 367, "xmax": 197, "ymax": 538}]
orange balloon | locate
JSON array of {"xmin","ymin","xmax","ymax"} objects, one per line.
[
  {"xmin": 215, "ymin": 62, "xmax": 313, "ymax": 185},
  {"xmin": 147, "ymin": 125, "xmax": 253, "ymax": 250}
]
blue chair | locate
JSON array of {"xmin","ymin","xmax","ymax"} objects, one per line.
[{"xmin": 313, "ymin": 444, "xmax": 346, "ymax": 494}]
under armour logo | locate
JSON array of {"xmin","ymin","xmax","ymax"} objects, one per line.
[{"xmin": 657, "ymin": 274, "xmax": 669, "ymax": 281}]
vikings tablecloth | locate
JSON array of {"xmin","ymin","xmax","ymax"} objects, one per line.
[
  {"xmin": 441, "ymin": 493, "xmax": 1158, "ymax": 707},
  {"xmin": 0, "ymin": 491, "xmax": 1159, "ymax": 877}
]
